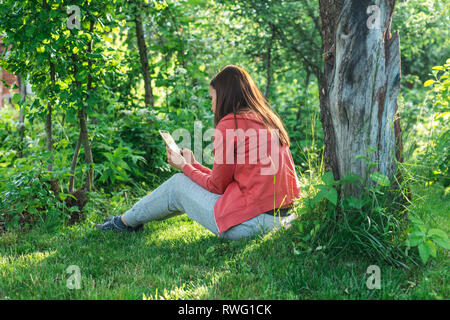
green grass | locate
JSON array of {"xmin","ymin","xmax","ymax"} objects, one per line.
[{"xmin": 0, "ymin": 183, "xmax": 448, "ymax": 300}]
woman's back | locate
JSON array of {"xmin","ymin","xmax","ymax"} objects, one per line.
[{"xmin": 183, "ymin": 111, "xmax": 301, "ymax": 233}]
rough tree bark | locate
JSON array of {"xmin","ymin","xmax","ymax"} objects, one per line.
[{"xmin": 318, "ymin": 0, "xmax": 402, "ymax": 196}]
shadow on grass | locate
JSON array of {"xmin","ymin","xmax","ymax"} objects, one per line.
[
  {"xmin": 0, "ymin": 212, "xmax": 443, "ymax": 299},
  {"xmin": 0, "ymin": 214, "xmax": 244, "ymax": 299}
]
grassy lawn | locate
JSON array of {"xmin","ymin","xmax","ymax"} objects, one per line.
[{"xmin": 0, "ymin": 183, "xmax": 448, "ymax": 300}]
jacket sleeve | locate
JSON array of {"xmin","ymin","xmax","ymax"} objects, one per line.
[
  {"xmin": 182, "ymin": 122, "xmax": 234, "ymax": 195},
  {"xmin": 191, "ymin": 162, "xmax": 212, "ymax": 175}
]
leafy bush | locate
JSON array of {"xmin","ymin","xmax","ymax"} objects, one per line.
[
  {"xmin": 0, "ymin": 157, "xmax": 71, "ymax": 233},
  {"xmin": 293, "ymin": 149, "xmax": 449, "ymax": 267},
  {"xmin": 419, "ymin": 60, "xmax": 450, "ymax": 186},
  {"xmin": 300, "ymin": 181, "xmax": 405, "ymax": 265},
  {"xmin": 407, "ymin": 214, "xmax": 449, "ymax": 264},
  {"xmin": 292, "ymin": 150, "xmax": 415, "ymax": 267}
]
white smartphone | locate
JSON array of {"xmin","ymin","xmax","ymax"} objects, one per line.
[{"xmin": 159, "ymin": 130, "xmax": 181, "ymax": 155}]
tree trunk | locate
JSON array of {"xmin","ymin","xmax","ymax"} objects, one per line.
[
  {"xmin": 17, "ymin": 75, "xmax": 26, "ymax": 158},
  {"xmin": 318, "ymin": 0, "xmax": 402, "ymax": 196},
  {"xmin": 294, "ymin": 71, "xmax": 311, "ymax": 131},
  {"xmin": 81, "ymin": 19, "xmax": 96, "ymax": 191},
  {"xmin": 69, "ymin": 132, "xmax": 82, "ymax": 193},
  {"xmin": 42, "ymin": 0, "xmax": 55, "ymax": 173},
  {"xmin": 135, "ymin": 10, "xmax": 154, "ymax": 108},
  {"xmin": 69, "ymin": 20, "xmax": 95, "ymax": 193},
  {"xmin": 45, "ymin": 63, "xmax": 56, "ymax": 172},
  {"xmin": 78, "ymin": 106, "xmax": 94, "ymax": 191},
  {"xmin": 264, "ymin": 27, "xmax": 275, "ymax": 100}
]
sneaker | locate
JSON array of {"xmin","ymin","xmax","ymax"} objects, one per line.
[{"xmin": 94, "ymin": 216, "xmax": 144, "ymax": 232}]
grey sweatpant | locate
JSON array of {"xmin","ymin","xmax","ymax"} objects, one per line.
[{"xmin": 122, "ymin": 173, "xmax": 294, "ymax": 241}]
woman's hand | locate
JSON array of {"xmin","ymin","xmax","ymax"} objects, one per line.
[
  {"xmin": 181, "ymin": 148, "xmax": 196, "ymax": 165},
  {"xmin": 166, "ymin": 146, "xmax": 187, "ymax": 171}
]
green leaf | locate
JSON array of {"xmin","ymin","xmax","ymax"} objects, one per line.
[
  {"xmin": 338, "ymin": 173, "xmax": 362, "ymax": 184},
  {"xmin": 408, "ymin": 231, "xmax": 425, "ymax": 246},
  {"xmin": 117, "ymin": 160, "xmax": 130, "ymax": 171},
  {"xmin": 12, "ymin": 93, "xmax": 21, "ymax": 104},
  {"xmin": 432, "ymin": 237, "xmax": 450, "ymax": 250},
  {"xmin": 370, "ymin": 172, "xmax": 390, "ymax": 187},
  {"xmin": 428, "ymin": 228, "xmax": 448, "ymax": 239},
  {"xmin": 424, "ymin": 80, "xmax": 435, "ymax": 87},
  {"xmin": 311, "ymin": 190, "xmax": 326, "ymax": 205},
  {"xmin": 346, "ymin": 196, "xmax": 364, "ymax": 209},
  {"xmin": 426, "ymin": 240, "xmax": 437, "ymax": 258},
  {"xmin": 418, "ymin": 242, "xmax": 430, "ymax": 264},
  {"xmin": 428, "ymin": 229, "xmax": 450, "ymax": 249},
  {"xmin": 324, "ymin": 188, "xmax": 338, "ymax": 206},
  {"xmin": 355, "ymin": 154, "xmax": 367, "ymax": 160},
  {"xmin": 321, "ymin": 171, "xmax": 335, "ymax": 185},
  {"xmin": 409, "ymin": 215, "xmax": 424, "ymax": 226},
  {"xmin": 367, "ymin": 161, "xmax": 378, "ymax": 168}
]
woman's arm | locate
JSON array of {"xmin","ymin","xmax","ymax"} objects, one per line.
[
  {"xmin": 182, "ymin": 124, "xmax": 234, "ymax": 194},
  {"xmin": 192, "ymin": 162, "xmax": 212, "ymax": 174}
]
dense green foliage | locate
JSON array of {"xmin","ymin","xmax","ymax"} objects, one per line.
[{"xmin": 0, "ymin": 0, "xmax": 448, "ymax": 299}]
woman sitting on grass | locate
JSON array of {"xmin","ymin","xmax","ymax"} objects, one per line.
[{"xmin": 94, "ymin": 65, "xmax": 301, "ymax": 240}]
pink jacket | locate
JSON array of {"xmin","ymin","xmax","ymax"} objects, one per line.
[{"xmin": 182, "ymin": 112, "xmax": 301, "ymax": 233}]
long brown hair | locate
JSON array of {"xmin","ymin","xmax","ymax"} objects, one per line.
[{"xmin": 210, "ymin": 65, "xmax": 290, "ymax": 147}]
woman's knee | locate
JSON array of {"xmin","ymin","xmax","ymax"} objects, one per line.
[
  {"xmin": 168, "ymin": 173, "xmax": 188, "ymax": 190},
  {"xmin": 170, "ymin": 172, "xmax": 186, "ymax": 182}
]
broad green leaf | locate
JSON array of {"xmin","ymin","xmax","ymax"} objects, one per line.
[
  {"xmin": 426, "ymin": 240, "xmax": 437, "ymax": 258},
  {"xmin": 311, "ymin": 190, "xmax": 326, "ymax": 205},
  {"xmin": 428, "ymin": 228, "xmax": 448, "ymax": 239},
  {"xmin": 432, "ymin": 237, "xmax": 450, "ymax": 250},
  {"xmin": 324, "ymin": 188, "xmax": 338, "ymax": 206},
  {"xmin": 338, "ymin": 173, "xmax": 362, "ymax": 184},
  {"xmin": 370, "ymin": 172, "xmax": 390, "ymax": 187},
  {"xmin": 408, "ymin": 231, "xmax": 425, "ymax": 246},
  {"xmin": 424, "ymin": 80, "xmax": 435, "ymax": 87},
  {"xmin": 346, "ymin": 196, "xmax": 364, "ymax": 209},
  {"xmin": 12, "ymin": 93, "xmax": 21, "ymax": 104},
  {"xmin": 428, "ymin": 229, "xmax": 450, "ymax": 249},
  {"xmin": 418, "ymin": 242, "xmax": 430, "ymax": 264},
  {"xmin": 321, "ymin": 171, "xmax": 335, "ymax": 185}
]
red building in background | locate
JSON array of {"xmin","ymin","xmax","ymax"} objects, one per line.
[
  {"xmin": 0, "ymin": 69, "xmax": 19, "ymax": 109},
  {"xmin": 0, "ymin": 35, "xmax": 22, "ymax": 109}
]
